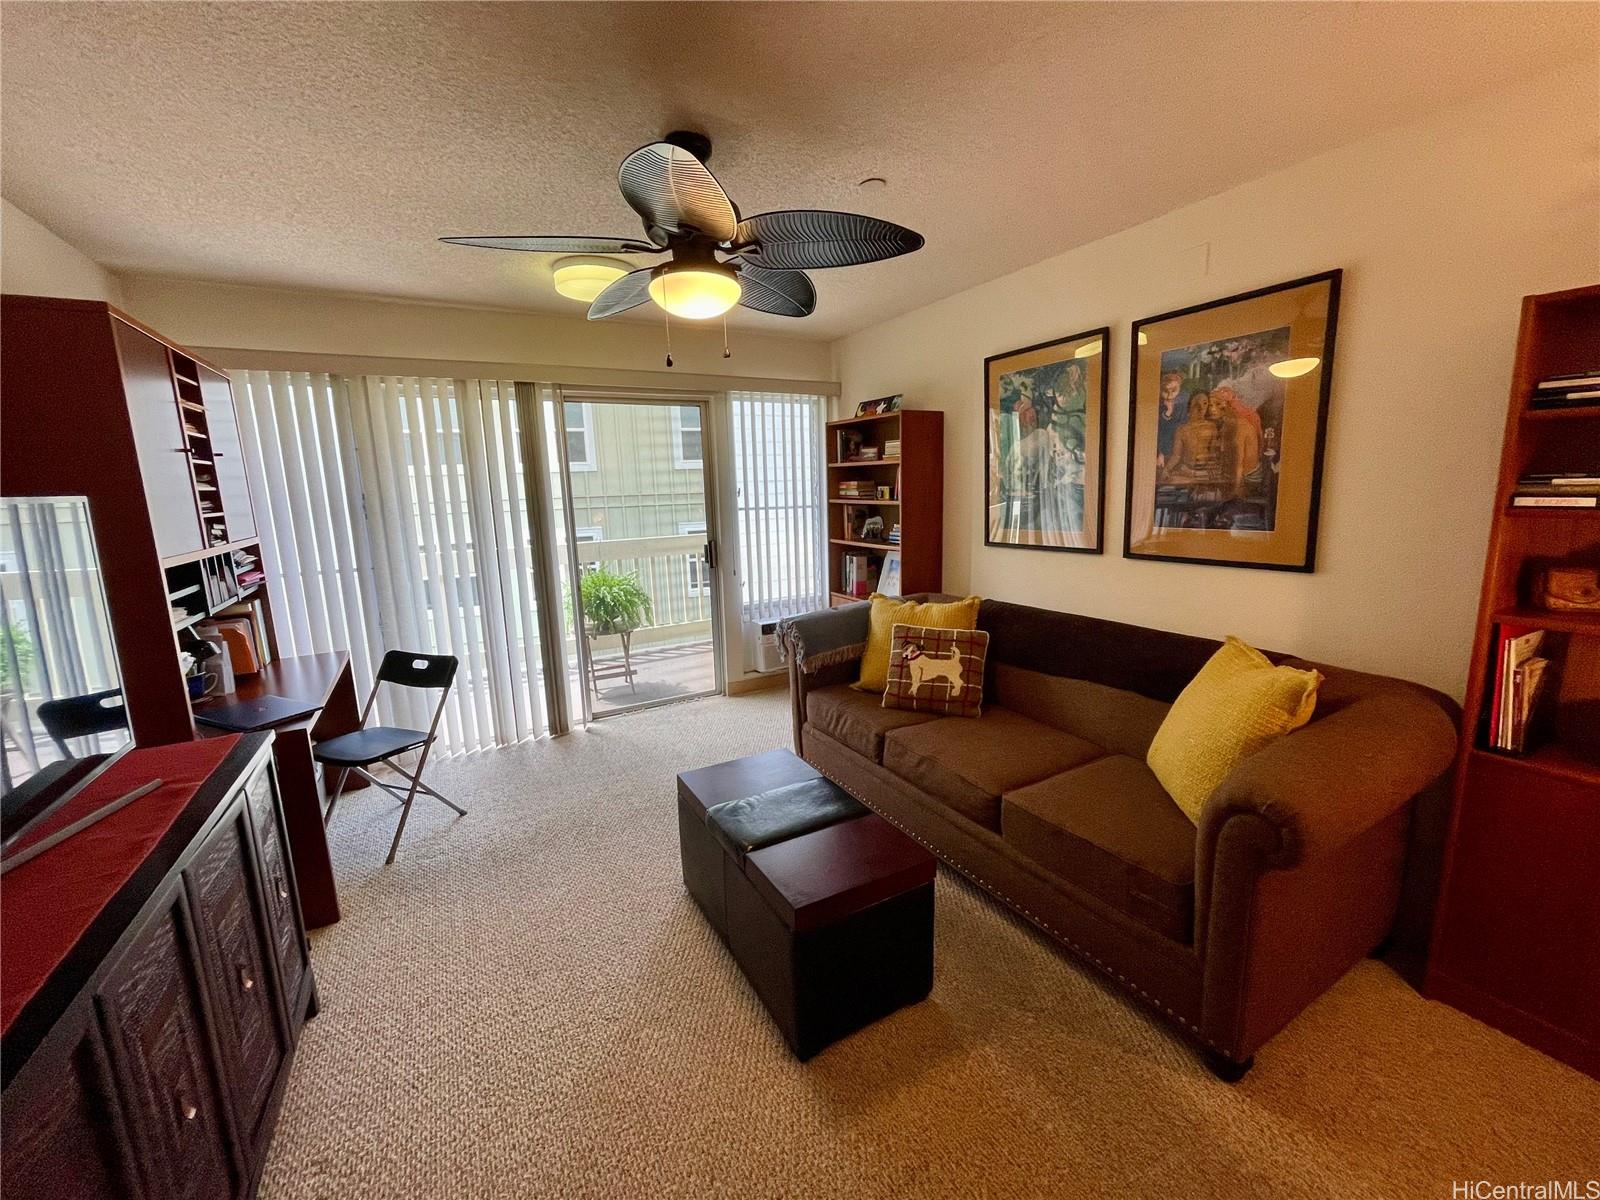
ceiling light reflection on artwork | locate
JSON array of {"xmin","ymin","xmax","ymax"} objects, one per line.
[{"xmin": 1268, "ymin": 356, "xmax": 1321, "ymax": 379}]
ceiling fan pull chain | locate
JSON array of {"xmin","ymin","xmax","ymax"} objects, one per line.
[
  {"xmin": 664, "ymin": 301, "xmax": 674, "ymax": 369},
  {"xmin": 721, "ymin": 314, "xmax": 731, "ymax": 360}
]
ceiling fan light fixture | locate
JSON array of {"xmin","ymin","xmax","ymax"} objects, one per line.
[
  {"xmin": 552, "ymin": 256, "xmax": 628, "ymax": 302},
  {"xmin": 648, "ymin": 265, "xmax": 741, "ymax": 320}
]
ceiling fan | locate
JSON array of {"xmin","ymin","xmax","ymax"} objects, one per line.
[{"xmin": 440, "ymin": 131, "xmax": 924, "ymax": 329}]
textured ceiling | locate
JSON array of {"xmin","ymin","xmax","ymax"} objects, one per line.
[{"xmin": 2, "ymin": 2, "xmax": 1594, "ymax": 340}]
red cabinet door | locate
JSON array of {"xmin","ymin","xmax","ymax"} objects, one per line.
[
  {"xmin": 97, "ymin": 885, "xmax": 243, "ymax": 1200},
  {"xmin": 185, "ymin": 806, "xmax": 288, "ymax": 1160},
  {"xmin": 0, "ymin": 1022, "xmax": 139, "ymax": 1200}
]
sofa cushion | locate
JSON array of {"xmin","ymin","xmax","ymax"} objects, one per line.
[
  {"xmin": 806, "ymin": 683, "xmax": 938, "ymax": 762},
  {"xmin": 1148, "ymin": 636, "xmax": 1322, "ymax": 824},
  {"xmin": 882, "ymin": 707, "xmax": 1104, "ymax": 829},
  {"xmin": 993, "ymin": 664, "xmax": 1172, "ymax": 758},
  {"xmin": 883, "ymin": 624, "xmax": 990, "ymax": 718},
  {"xmin": 856, "ymin": 593, "xmax": 981, "ymax": 692},
  {"xmin": 1002, "ymin": 755, "xmax": 1197, "ymax": 943}
]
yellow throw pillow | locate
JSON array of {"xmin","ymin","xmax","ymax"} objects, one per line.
[
  {"xmin": 1147, "ymin": 636, "xmax": 1322, "ymax": 824},
  {"xmin": 854, "ymin": 593, "xmax": 981, "ymax": 692}
]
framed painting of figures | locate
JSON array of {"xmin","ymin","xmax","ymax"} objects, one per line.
[
  {"xmin": 984, "ymin": 327, "xmax": 1109, "ymax": 553},
  {"xmin": 1124, "ymin": 271, "xmax": 1341, "ymax": 571}
]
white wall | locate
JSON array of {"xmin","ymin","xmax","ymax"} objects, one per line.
[
  {"xmin": 118, "ymin": 276, "xmax": 834, "ymax": 384},
  {"xmin": 832, "ymin": 62, "xmax": 1599, "ymax": 699},
  {"xmin": 1, "ymin": 198, "xmax": 124, "ymax": 303}
]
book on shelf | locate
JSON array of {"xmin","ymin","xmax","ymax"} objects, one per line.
[
  {"xmin": 1511, "ymin": 472, "xmax": 1600, "ymax": 506},
  {"xmin": 841, "ymin": 551, "xmax": 877, "ymax": 598},
  {"xmin": 1534, "ymin": 371, "xmax": 1600, "ymax": 391},
  {"xmin": 856, "ymin": 446, "xmax": 881, "ymax": 461},
  {"xmin": 883, "ymin": 439, "xmax": 901, "ymax": 458},
  {"xmin": 887, "ymin": 522, "xmax": 902, "ymax": 545},
  {"xmin": 1488, "ymin": 625, "xmax": 1550, "ymax": 753},
  {"xmin": 1530, "ymin": 371, "xmax": 1600, "ymax": 409},
  {"xmin": 1511, "ymin": 495, "xmax": 1597, "ymax": 508}
]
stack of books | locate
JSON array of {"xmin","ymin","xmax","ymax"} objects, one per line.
[
  {"xmin": 841, "ymin": 552, "xmax": 878, "ymax": 598},
  {"xmin": 887, "ymin": 523, "xmax": 902, "ymax": 545},
  {"xmin": 1488, "ymin": 625, "xmax": 1550, "ymax": 753},
  {"xmin": 883, "ymin": 438, "xmax": 901, "ymax": 459},
  {"xmin": 232, "ymin": 547, "xmax": 265, "ymax": 587},
  {"xmin": 1529, "ymin": 371, "xmax": 1600, "ymax": 410},
  {"xmin": 1511, "ymin": 472, "xmax": 1600, "ymax": 508},
  {"xmin": 855, "ymin": 445, "xmax": 882, "ymax": 462},
  {"xmin": 838, "ymin": 480, "xmax": 877, "ymax": 500}
]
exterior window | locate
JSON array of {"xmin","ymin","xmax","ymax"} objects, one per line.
[
  {"xmin": 672, "ymin": 406, "xmax": 703, "ymax": 469},
  {"xmin": 679, "ymin": 521, "xmax": 709, "ymax": 593},
  {"xmin": 565, "ymin": 403, "xmax": 597, "ymax": 472}
]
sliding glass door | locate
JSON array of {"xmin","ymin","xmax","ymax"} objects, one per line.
[{"xmin": 552, "ymin": 392, "xmax": 722, "ymax": 720}]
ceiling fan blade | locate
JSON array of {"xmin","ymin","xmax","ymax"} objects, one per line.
[
  {"xmin": 618, "ymin": 141, "xmax": 738, "ymax": 244},
  {"xmin": 736, "ymin": 264, "xmax": 816, "ymax": 318},
  {"xmin": 586, "ymin": 267, "xmax": 656, "ymax": 320},
  {"xmin": 734, "ymin": 210, "xmax": 924, "ymax": 270},
  {"xmin": 439, "ymin": 235, "xmax": 663, "ymax": 254}
]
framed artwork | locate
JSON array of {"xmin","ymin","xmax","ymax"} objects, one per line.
[
  {"xmin": 1124, "ymin": 270, "xmax": 1341, "ymax": 572},
  {"xmin": 984, "ymin": 327, "xmax": 1109, "ymax": 553}
]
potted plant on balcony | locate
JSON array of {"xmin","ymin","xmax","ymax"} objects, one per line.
[{"xmin": 579, "ymin": 567, "xmax": 653, "ymax": 696}]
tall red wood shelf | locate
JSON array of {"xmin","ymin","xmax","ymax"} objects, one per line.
[
  {"xmin": 1426, "ymin": 284, "xmax": 1600, "ymax": 1081},
  {"xmin": 826, "ymin": 408, "xmax": 943, "ymax": 605},
  {"xmin": 1, "ymin": 294, "xmax": 347, "ymax": 928}
]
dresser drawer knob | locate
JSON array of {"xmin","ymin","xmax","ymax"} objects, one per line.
[
  {"xmin": 180, "ymin": 1098, "xmax": 198, "ymax": 1121},
  {"xmin": 275, "ymin": 875, "xmax": 289, "ymax": 900},
  {"xmin": 239, "ymin": 968, "xmax": 255, "ymax": 992}
]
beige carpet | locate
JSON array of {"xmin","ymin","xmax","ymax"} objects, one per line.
[{"xmin": 262, "ymin": 691, "xmax": 1597, "ymax": 1200}]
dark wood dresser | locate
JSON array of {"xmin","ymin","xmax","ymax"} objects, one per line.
[{"xmin": 2, "ymin": 734, "xmax": 316, "ymax": 1199}]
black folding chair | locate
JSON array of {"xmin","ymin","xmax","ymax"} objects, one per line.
[
  {"xmin": 37, "ymin": 688, "xmax": 129, "ymax": 757},
  {"xmin": 315, "ymin": 651, "xmax": 464, "ymax": 864}
]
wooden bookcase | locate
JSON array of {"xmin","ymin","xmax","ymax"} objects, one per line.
[
  {"xmin": 0, "ymin": 295, "xmax": 279, "ymax": 744},
  {"xmin": 1426, "ymin": 283, "xmax": 1600, "ymax": 1081},
  {"xmin": 825, "ymin": 409, "xmax": 943, "ymax": 605}
]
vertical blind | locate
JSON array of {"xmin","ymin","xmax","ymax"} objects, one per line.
[
  {"xmin": 230, "ymin": 376, "xmax": 830, "ymax": 750},
  {"xmin": 231, "ymin": 371, "xmax": 549, "ymax": 754},
  {"xmin": 729, "ymin": 392, "xmax": 827, "ymax": 624}
]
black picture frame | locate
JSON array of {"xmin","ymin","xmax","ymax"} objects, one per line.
[
  {"xmin": 983, "ymin": 327, "xmax": 1110, "ymax": 555},
  {"xmin": 1123, "ymin": 270, "xmax": 1341, "ymax": 572}
]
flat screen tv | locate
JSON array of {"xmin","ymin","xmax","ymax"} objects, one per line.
[{"xmin": 0, "ymin": 496, "xmax": 133, "ymax": 857}]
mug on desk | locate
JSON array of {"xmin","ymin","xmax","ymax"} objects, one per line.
[{"xmin": 187, "ymin": 671, "xmax": 220, "ymax": 700}]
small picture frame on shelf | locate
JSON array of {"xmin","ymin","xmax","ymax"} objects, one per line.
[
  {"xmin": 855, "ymin": 395, "xmax": 902, "ymax": 417},
  {"xmin": 878, "ymin": 550, "xmax": 902, "ymax": 598}
]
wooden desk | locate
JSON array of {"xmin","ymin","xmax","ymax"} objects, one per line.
[{"xmin": 197, "ymin": 652, "xmax": 360, "ymax": 929}]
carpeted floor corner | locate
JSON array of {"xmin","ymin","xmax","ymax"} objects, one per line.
[{"xmin": 261, "ymin": 691, "xmax": 1598, "ymax": 1199}]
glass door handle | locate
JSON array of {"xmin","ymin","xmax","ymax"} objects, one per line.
[{"xmin": 703, "ymin": 540, "xmax": 717, "ymax": 570}]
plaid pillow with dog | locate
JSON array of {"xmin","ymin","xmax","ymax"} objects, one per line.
[{"xmin": 882, "ymin": 623, "xmax": 990, "ymax": 717}]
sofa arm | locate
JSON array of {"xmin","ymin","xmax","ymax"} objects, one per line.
[
  {"xmin": 1196, "ymin": 686, "xmax": 1458, "ymax": 873},
  {"xmin": 779, "ymin": 602, "xmax": 870, "ymax": 755},
  {"xmin": 1193, "ymin": 686, "xmax": 1458, "ymax": 1057},
  {"xmin": 778, "ymin": 602, "xmax": 870, "ymax": 674}
]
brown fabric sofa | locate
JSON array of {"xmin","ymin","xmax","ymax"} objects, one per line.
[{"xmin": 780, "ymin": 597, "xmax": 1459, "ymax": 1077}]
